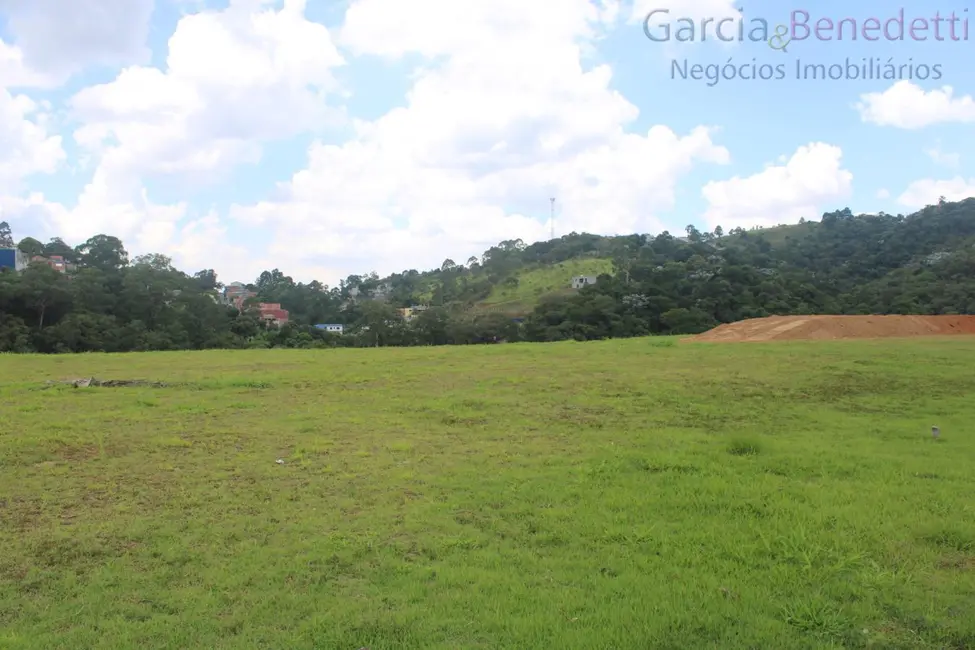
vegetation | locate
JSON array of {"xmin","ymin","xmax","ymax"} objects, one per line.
[
  {"xmin": 1, "ymin": 196, "xmax": 974, "ymax": 352},
  {"xmin": 2, "ymin": 338, "xmax": 974, "ymax": 648},
  {"xmin": 477, "ymin": 257, "xmax": 614, "ymax": 314}
]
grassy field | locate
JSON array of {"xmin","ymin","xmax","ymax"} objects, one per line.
[
  {"xmin": 476, "ymin": 258, "xmax": 613, "ymax": 314},
  {"xmin": 1, "ymin": 337, "xmax": 974, "ymax": 649}
]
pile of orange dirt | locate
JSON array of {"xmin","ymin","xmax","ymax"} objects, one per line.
[{"xmin": 688, "ymin": 315, "xmax": 975, "ymax": 342}]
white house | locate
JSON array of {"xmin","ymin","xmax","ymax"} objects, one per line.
[{"xmin": 571, "ymin": 275, "xmax": 597, "ymax": 289}]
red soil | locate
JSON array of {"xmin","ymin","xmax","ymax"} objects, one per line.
[{"xmin": 689, "ymin": 315, "xmax": 975, "ymax": 342}]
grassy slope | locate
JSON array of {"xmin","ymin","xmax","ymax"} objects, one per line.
[
  {"xmin": 475, "ymin": 257, "xmax": 614, "ymax": 314},
  {"xmin": 1, "ymin": 339, "xmax": 974, "ymax": 648},
  {"xmin": 716, "ymin": 221, "xmax": 817, "ymax": 249}
]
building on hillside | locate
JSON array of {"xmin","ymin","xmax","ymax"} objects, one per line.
[
  {"xmin": 0, "ymin": 248, "xmax": 30, "ymax": 272},
  {"xmin": 223, "ymin": 282, "xmax": 256, "ymax": 306},
  {"xmin": 257, "ymin": 302, "xmax": 289, "ymax": 326},
  {"xmin": 570, "ymin": 275, "xmax": 597, "ymax": 289},
  {"xmin": 232, "ymin": 292, "xmax": 258, "ymax": 310},
  {"xmin": 396, "ymin": 304, "xmax": 432, "ymax": 322},
  {"xmin": 31, "ymin": 255, "xmax": 73, "ymax": 273},
  {"xmin": 372, "ymin": 282, "xmax": 393, "ymax": 299},
  {"xmin": 314, "ymin": 323, "xmax": 344, "ymax": 334},
  {"xmin": 396, "ymin": 306, "xmax": 418, "ymax": 321},
  {"xmin": 223, "ymin": 281, "xmax": 257, "ymax": 310}
]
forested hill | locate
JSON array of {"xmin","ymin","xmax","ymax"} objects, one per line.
[{"xmin": 1, "ymin": 196, "xmax": 973, "ymax": 352}]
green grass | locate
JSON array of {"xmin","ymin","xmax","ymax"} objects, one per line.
[
  {"xmin": 722, "ymin": 221, "xmax": 818, "ymax": 247},
  {"xmin": 1, "ymin": 337, "xmax": 974, "ymax": 649},
  {"xmin": 476, "ymin": 257, "xmax": 613, "ymax": 313}
]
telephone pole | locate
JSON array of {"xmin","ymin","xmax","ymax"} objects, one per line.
[{"xmin": 550, "ymin": 197, "xmax": 555, "ymax": 240}]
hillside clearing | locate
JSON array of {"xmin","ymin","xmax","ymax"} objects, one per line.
[
  {"xmin": 2, "ymin": 339, "xmax": 974, "ymax": 648},
  {"xmin": 475, "ymin": 257, "xmax": 613, "ymax": 313}
]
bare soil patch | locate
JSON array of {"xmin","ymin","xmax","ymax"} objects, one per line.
[
  {"xmin": 40, "ymin": 378, "xmax": 170, "ymax": 388},
  {"xmin": 689, "ymin": 315, "xmax": 975, "ymax": 342}
]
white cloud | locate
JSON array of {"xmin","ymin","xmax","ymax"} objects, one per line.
[
  {"xmin": 4, "ymin": 0, "xmax": 896, "ymax": 288},
  {"xmin": 701, "ymin": 143, "xmax": 853, "ymax": 229},
  {"xmin": 69, "ymin": 0, "xmax": 345, "ymax": 182},
  {"xmin": 0, "ymin": 0, "xmax": 154, "ymax": 81},
  {"xmin": 222, "ymin": 0, "xmax": 729, "ymax": 281},
  {"xmin": 341, "ymin": 0, "xmax": 619, "ymax": 57},
  {"xmin": 0, "ymin": 39, "xmax": 61, "ymax": 88},
  {"xmin": 0, "ymin": 87, "xmax": 65, "ymax": 194},
  {"xmin": 856, "ymin": 81, "xmax": 975, "ymax": 129},
  {"xmin": 925, "ymin": 145, "xmax": 960, "ymax": 169},
  {"xmin": 897, "ymin": 177, "xmax": 975, "ymax": 209},
  {"xmin": 1, "ymin": 0, "xmax": 346, "ymax": 274},
  {"xmin": 164, "ymin": 211, "xmax": 275, "ymax": 283},
  {"xmin": 876, "ymin": 188, "xmax": 890, "ymax": 199}
]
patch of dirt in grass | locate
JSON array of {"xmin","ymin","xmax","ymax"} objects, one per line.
[
  {"xmin": 936, "ymin": 554, "xmax": 975, "ymax": 571},
  {"xmin": 40, "ymin": 377, "xmax": 172, "ymax": 389},
  {"xmin": 0, "ymin": 496, "xmax": 42, "ymax": 532},
  {"xmin": 55, "ymin": 444, "xmax": 102, "ymax": 461}
]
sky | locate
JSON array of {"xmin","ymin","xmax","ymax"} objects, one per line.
[{"xmin": 0, "ymin": 0, "xmax": 973, "ymax": 286}]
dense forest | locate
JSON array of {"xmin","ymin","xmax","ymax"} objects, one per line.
[{"xmin": 1, "ymin": 196, "xmax": 973, "ymax": 353}]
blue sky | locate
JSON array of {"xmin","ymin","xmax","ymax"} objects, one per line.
[{"xmin": 1, "ymin": 0, "xmax": 972, "ymax": 284}]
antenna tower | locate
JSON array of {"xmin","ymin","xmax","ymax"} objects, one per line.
[{"xmin": 550, "ymin": 197, "xmax": 556, "ymax": 240}]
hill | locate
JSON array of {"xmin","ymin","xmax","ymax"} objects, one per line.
[
  {"xmin": 1, "ymin": 196, "xmax": 975, "ymax": 352},
  {"xmin": 474, "ymin": 257, "xmax": 614, "ymax": 316}
]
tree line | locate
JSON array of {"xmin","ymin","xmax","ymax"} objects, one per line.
[{"xmin": 1, "ymin": 195, "xmax": 973, "ymax": 353}]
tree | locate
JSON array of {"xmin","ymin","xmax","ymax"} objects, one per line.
[
  {"xmin": 355, "ymin": 301, "xmax": 403, "ymax": 347},
  {"xmin": 4, "ymin": 197, "xmax": 975, "ymax": 353},
  {"xmin": 19, "ymin": 263, "xmax": 71, "ymax": 328},
  {"xmin": 0, "ymin": 221, "xmax": 13, "ymax": 248},
  {"xmin": 43, "ymin": 237, "xmax": 78, "ymax": 262},
  {"xmin": 413, "ymin": 307, "xmax": 451, "ymax": 345},
  {"xmin": 194, "ymin": 269, "xmax": 222, "ymax": 291},
  {"xmin": 17, "ymin": 237, "xmax": 44, "ymax": 257},
  {"xmin": 132, "ymin": 253, "xmax": 176, "ymax": 272},
  {"xmin": 76, "ymin": 235, "xmax": 128, "ymax": 272}
]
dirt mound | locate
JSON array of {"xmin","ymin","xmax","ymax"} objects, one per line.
[{"xmin": 690, "ymin": 315, "xmax": 975, "ymax": 342}]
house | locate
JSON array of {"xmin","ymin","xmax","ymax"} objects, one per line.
[
  {"xmin": 396, "ymin": 305, "xmax": 431, "ymax": 322},
  {"xmin": 231, "ymin": 293, "xmax": 258, "ymax": 310},
  {"xmin": 223, "ymin": 282, "xmax": 256, "ymax": 307},
  {"xmin": 372, "ymin": 282, "xmax": 393, "ymax": 298},
  {"xmin": 570, "ymin": 275, "xmax": 597, "ymax": 289},
  {"xmin": 223, "ymin": 282, "xmax": 257, "ymax": 310},
  {"xmin": 30, "ymin": 254, "xmax": 73, "ymax": 273},
  {"xmin": 314, "ymin": 323, "xmax": 344, "ymax": 334},
  {"xmin": 257, "ymin": 302, "xmax": 289, "ymax": 326},
  {"xmin": 0, "ymin": 248, "xmax": 29, "ymax": 272},
  {"xmin": 396, "ymin": 306, "xmax": 419, "ymax": 321}
]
